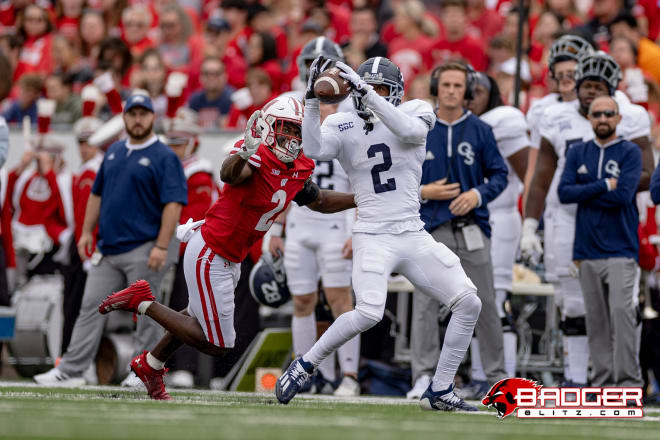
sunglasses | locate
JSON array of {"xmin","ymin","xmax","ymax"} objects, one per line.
[{"xmin": 590, "ymin": 110, "xmax": 617, "ymax": 118}]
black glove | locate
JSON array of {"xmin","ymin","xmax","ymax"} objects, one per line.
[{"xmin": 305, "ymin": 55, "xmax": 333, "ymax": 100}]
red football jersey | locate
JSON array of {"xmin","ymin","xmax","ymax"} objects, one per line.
[{"xmin": 201, "ymin": 140, "xmax": 314, "ymax": 263}]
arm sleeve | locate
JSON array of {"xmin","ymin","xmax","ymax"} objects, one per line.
[
  {"xmin": 651, "ymin": 163, "xmax": 660, "ymax": 205},
  {"xmin": 557, "ymin": 148, "xmax": 609, "ymax": 203},
  {"xmin": 361, "ymin": 92, "xmax": 434, "ymax": 144},
  {"xmin": 159, "ymin": 153, "xmax": 188, "ymax": 205},
  {"xmin": 302, "ymin": 99, "xmax": 343, "ymax": 161},
  {"xmin": 590, "ymin": 147, "xmax": 642, "ymax": 208},
  {"xmin": 473, "ymin": 127, "xmax": 509, "ymax": 205},
  {"xmin": 0, "ymin": 118, "xmax": 8, "ymax": 169},
  {"xmin": 293, "ymin": 178, "xmax": 320, "ymax": 206}
]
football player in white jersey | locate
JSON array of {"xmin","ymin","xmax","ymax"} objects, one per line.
[
  {"xmin": 276, "ymin": 56, "xmax": 482, "ymax": 411},
  {"xmin": 526, "ymin": 35, "xmax": 593, "ymax": 151},
  {"xmin": 466, "ymin": 72, "xmax": 531, "ymax": 393},
  {"xmin": 271, "ymin": 37, "xmax": 360, "ymax": 396},
  {"xmin": 521, "ymin": 52, "xmax": 652, "ymax": 386}
]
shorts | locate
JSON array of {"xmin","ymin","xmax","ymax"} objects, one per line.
[{"xmin": 284, "ymin": 217, "xmax": 352, "ymax": 295}]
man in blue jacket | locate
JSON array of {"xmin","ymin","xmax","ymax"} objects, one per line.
[
  {"xmin": 34, "ymin": 94, "xmax": 188, "ymax": 387},
  {"xmin": 651, "ymin": 161, "xmax": 660, "ymax": 205},
  {"xmin": 558, "ymin": 96, "xmax": 643, "ymax": 387},
  {"xmin": 407, "ymin": 62, "xmax": 509, "ymax": 399}
]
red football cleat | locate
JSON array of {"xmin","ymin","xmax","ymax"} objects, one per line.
[
  {"xmin": 130, "ymin": 351, "xmax": 172, "ymax": 401},
  {"xmin": 98, "ymin": 279, "xmax": 155, "ymax": 319}
]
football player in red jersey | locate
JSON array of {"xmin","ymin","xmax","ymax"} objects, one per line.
[{"xmin": 98, "ymin": 96, "xmax": 356, "ymax": 400}]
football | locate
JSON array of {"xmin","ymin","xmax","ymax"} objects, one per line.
[{"xmin": 314, "ymin": 67, "xmax": 351, "ymax": 104}]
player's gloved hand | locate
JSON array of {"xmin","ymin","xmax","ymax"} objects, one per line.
[
  {"xmin": 306, "ymin": 55, "xmax": 332, "ymax": 100},
  {"xmin": 520, "ymin": 218, "xmax": 543, "ymax": 265},
  {"xmin": 336, "ymin": 61, "xmax": 373, "ymax": 96},
  {"xmin": 239, "ymin": 110, "xmax": 263, "ymax": 160}
]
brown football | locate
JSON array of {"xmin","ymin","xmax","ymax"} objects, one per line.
[{"xmin": 314, "ymin": 67, "xmax": 351, "ymax": 104}]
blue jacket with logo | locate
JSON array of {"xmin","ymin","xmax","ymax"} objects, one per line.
[
  {"xmin": 420, "ymin": 111, "xmax": 508, "ymax": 237},
  {"xmin": 558, "ymin": 138, "xmax": 641, "ymax": 261}
]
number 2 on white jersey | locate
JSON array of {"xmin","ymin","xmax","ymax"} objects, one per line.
[{"xmin": 255, "ymin": 189, "xmax": 287, "ymax": 231}]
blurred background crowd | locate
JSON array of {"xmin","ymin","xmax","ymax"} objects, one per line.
[{"xmin": 0, "ymin": 0, "xmax": 659, "ymax": 132}]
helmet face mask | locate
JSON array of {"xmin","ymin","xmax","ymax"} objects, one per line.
[
  {"xmin": 352, "ymin": 57, "xmax": 404, "ymax": 120},
  {"xmin": 271, "ymin": 118, "xmax": 302, "ymax": 163},
  {"xmin": 297, "ymin": 37, "xmax": 344, "ymax": 83},
  {"xmin": 575, "ymin": 51, "xmax": 622, "ymax": 96},
  {"xmin": 259, "ymin": 97, "xmax": 304, "ymax": 163}
]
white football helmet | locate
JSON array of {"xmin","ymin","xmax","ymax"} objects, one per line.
[
  {"xmin": 257, "ymin": 96, "xmax": 304, "ymax": 163},
  {"xmin": 163, "ymin": 108, "xmax": 202, "ymax": 156}
]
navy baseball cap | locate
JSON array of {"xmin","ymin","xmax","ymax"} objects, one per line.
[{"xmin": 124, "ymin": 94, "xmax": 154, "ymax": 113}]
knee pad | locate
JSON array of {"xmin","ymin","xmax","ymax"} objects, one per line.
[
  {"xmin": 355, "ymin": 298, "xmax": 385, "ymax": 323},
  {"xmin": 352, "ymin": 308, "xmax": 381, "ymax": 333},
  {"xmin": 451, "ymin": 293, "xmax": 481, "ymax": 322},
  {"xmin": 559, "ymin": 316, "xmax": 587, "ymax": 336}
]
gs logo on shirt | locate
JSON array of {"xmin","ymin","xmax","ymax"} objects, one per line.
[
  {"xmin": 457, "ymin": 142, "xmax": 475, "ymax": 166},
  {"xmin": 605, "ymin": 160, "xmax": 620, "ymax": 178}
]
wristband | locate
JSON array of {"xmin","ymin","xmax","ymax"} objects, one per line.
[
  {"xmin": 155, "ymin": 244, "xmax": 168, "ymax": 251},
  {"xmin": 270, "ymin": 222, "xmax": 284, "ymax": 237}
]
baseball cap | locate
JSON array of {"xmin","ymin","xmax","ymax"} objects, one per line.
[
  {"xmin": 206, "ymin": 17, "xmax": 230, "ymax": 33},
  {"xmin": 124, "ymin": 94, "xmax": 154, "ymax": 113}
]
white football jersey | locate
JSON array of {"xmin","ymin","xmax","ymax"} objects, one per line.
[
  {"xmin": 480, "ymin": 106, "xmax": 530, "ymax": 211},
  {"xmin": 526, "ymin": 93, "xmax": 561, "ymax": 149},
  {"xmin": 313, "ymin": 99, "xmax": 435, "ymax": 234},
  {"xmin": 539, "ymin": 96, "xmax": 650, "ymax": 211}
]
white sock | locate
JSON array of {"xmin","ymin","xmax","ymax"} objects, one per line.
[
  {"xmin": 503, "ymin": 332, "xmax": 517, "ymax": 378},
  {"xmin": 432, "ymin": 295, "xmax": 480, "ymax": 392},
  {"xmin": 317, "ymin": 355, "xmax": 336, "ymax": 382},
  {"xmin": 137, "ymin": 301, "xmax": 153, "ymax": 315},
  {"xmin": 566, "ymin": 335, "xmax": 589, "ymax": 384},
  {"xmin": 303, "ymin": 310, "xmax": 378, "ymax": 367},
  {"xmin": 146, "ymin": 352, "xmax": 165, "ymax": 370},
  {"xmin": 469, "ymin": 338, "xmax": 487, "ymax": 381},
  {"xmin": 292, "ymin": 314, "xmax": 317, "ymax": 357},
  {"xmin": 337, "ymin": 334, "xmax": 360, "ymax": 376}
]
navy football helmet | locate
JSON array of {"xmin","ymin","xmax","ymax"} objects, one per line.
[
  {"xmin": 352, "ymin": 57, "xmax": 404, "ymax": 121},
  {"xmin": 297, "ymin": 37, "xmax": 344, "ymax": 83},
  {"xmin": 249, "ymin": 252, "xmax": 291, "ymax": 308}
]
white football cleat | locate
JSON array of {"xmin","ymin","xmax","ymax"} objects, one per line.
[
  {"xmin": 333, "ymin": 376, "xmax": 360, "ymax": 397},
  {"xmin": 33, "ymin": 368, "xmax": 86, "ymax": 387},
  {"xmin": 406, "ymin": 374, "xmax": 431, "ymax": 400},
  {"xmin": 120, "ymin": 370, "xmax": 146, "ymax": 389},
  {"xmin": 166, "ymin": 370, "xmax": 195, "ymax": 389}
]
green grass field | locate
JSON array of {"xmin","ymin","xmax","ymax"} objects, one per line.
[{"xmin": 1, "ymin": 382, "xmax": 659, "ymax": 440}]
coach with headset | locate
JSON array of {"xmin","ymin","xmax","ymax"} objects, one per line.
[{"xmin": 407, "ymin": 62, "xmax": 509, "ymax": 399}]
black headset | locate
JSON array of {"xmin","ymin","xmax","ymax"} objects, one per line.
[{"xmin": 429, "ymin": 63, "xmax": 477, "ymax": 101}]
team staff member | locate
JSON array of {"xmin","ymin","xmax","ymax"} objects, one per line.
[
  {"xmin": 558, "ymin": 96, "xmax": 643, "ymax": 387},
  {"xmin": 35, "ymin": 94, "xmax": 187, "ymax": 386},
  {"xmin": 407, "ymin": 63, "xmax": 509, "ymax": 399}
]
